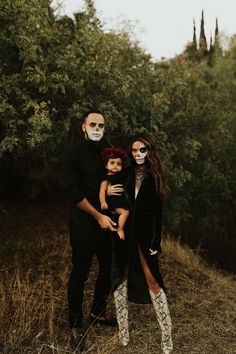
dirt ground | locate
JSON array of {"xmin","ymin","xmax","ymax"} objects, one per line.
[{"xmin": 0, "ymin": 197, "xmax": 235, "ymax": 353}]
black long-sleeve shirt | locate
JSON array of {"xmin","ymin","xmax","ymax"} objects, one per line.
[{"xmin": 61, "ymin": 138, "xmax": 110, "ymax": 210}]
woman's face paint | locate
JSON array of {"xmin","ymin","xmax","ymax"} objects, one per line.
[{"xmin": 131, "ymin": 141, "xmax": 148, "ymax": 165}]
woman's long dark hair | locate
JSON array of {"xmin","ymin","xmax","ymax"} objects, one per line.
[{"xmin": 130, "ymin": 135, "xmax": 168, "ymax": 200}]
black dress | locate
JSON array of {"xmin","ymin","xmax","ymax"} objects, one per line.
[
  {"xmin": 105, "ymin": 173, "xmax": 129, "ymax": 210},
  {"xmin": 111, "ymin": 167, "xmax": 165, "ymax": 304}
]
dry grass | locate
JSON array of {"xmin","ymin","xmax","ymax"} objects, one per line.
[{"xmin": 0, "ymin": 198, "xmax": 236, "ymax": 354}]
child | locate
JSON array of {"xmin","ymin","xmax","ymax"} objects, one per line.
[{"xmin": 100, "ymin": 148, "xmax": 129, "ymax": 240}]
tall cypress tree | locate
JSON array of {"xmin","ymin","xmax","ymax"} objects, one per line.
[
  {"xmin": 209, "ymin": 34, "xmax": 214, "ymax": 54},
  {"xmin": 208, "ymin": 33, "xmax": 215, "ymax": 66},
  {"xmin": 214, "ymin": 18, "xmax": 222, "ymax": 55},
  {"xmin": 199, "ymin": 10, "xmax": 208, "ymax": 57},
  {"xmin": 215, "ymin": 18, "xmax": 219, "ymax": 37},
  {"xmin": 193, "ymin": 19, "xmax": 197, "ymax": 50},
  {"xmin": 185, "ymin": 19, "xmax": 198, "ymax": 61}
]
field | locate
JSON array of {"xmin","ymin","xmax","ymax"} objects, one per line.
[{"xmin": 0, "ymin": 197, "xmax": 235, "ymax": 353}]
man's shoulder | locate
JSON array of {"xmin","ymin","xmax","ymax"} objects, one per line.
[
  {"xmin": 63, "ymin": 138, "xmax": 111, "ymax": 157},
  {"xmin": 63, "ymin": 140, "xmax": 87, "ymax": 153},
  {"xmin": 62, "ymin": 143, "xmax": 85, "ymax": 166},
  {"xmin": 100, "ymin": 138, "xmax": 112, "ymax": 149},
  {"xmin": 63, "ymin": 144, "xmax": 79, "ymax": 156}
]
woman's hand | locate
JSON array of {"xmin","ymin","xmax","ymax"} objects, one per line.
[
  {"xmin": 107, "ymin": 183, "xmax": 124, "ymax": 196},
  {"xmin": 149, "ymin": 248, "xmax": 158, "ymax": 256}
]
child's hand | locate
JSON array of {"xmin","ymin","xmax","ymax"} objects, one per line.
[{"xmin": 101, "ymin": 202, "xmax": 109, "ymax": 210}]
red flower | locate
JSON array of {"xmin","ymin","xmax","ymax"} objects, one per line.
[{"xmin": 101, "ymin": 147, "xmax": 127, "ymax": 162}]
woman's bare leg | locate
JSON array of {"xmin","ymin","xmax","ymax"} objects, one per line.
[
  {"xmin": 138, "ymin": 247, "xmax": 173, "ymax": 354},
  {"xmin": 138, "ymin": 248, "xmax": 161, "ymax": 293}
]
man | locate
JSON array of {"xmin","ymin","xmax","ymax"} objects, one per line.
[{"xmin": 61, "ymin": 110, "xmax": 121, "ymax": 351}]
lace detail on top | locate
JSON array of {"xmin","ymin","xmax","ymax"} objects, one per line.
[{"xmin": 135, "ymin": 167, "xmax": 146, "ymax": 199}]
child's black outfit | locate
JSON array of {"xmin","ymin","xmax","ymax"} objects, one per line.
[{"xmin": 105, "ymin": 173, "xmax": 129, "ymax": 210}]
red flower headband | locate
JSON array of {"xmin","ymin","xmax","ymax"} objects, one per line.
[{"xmin": 101, "ymin": 147, "xmax": 127, "ymax": 162}]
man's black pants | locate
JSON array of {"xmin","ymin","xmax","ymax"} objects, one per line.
[{"xmin": 68, "ymin": 230, "xmax": 112, "ymax": 329}]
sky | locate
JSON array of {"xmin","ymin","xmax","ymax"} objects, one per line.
[{"xmin": 55, "ymin": 0, "xmax": 236, "ymax": 60}]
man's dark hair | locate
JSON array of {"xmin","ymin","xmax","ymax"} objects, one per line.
[{"xmin": 81, "ymin": 109, "xmax": 104, "ymax": 123}]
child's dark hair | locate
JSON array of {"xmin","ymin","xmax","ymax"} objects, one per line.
[{"xmin": 101, "ymin": 148, "xmax": 127, "ymax": 164}]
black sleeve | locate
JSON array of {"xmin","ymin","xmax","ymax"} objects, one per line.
[
  {"xmin": 61, "ymin": 147, "xmax": 85, "ymax": 205},
  {"xmin": 150, "ymin": 194, "xmax": 163, "ymax": 253}
]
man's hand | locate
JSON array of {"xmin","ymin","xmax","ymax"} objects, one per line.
[
  {"xmin": 149, "ymin": 248, "xmax": 158, "ymax": 256},
  {"xmin": 107, "ymin": 184, "xmax": 124, "ymax": 196},
  {"xmin": 97, "ymin": 214, "xmax": 117, "ymax": 231}
]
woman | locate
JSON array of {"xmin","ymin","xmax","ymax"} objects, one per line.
[{"xmin": 111, "ymin": 135, "xmax": 173, "ymax": 354}]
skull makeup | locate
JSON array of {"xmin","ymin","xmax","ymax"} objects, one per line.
[
  {"xmin": 132, "ymin": 141, "xmax": 148, "ymax": 165},
  {"xmin": 82, "ymin": 113, "xmax": 105, "ymax": 142}
]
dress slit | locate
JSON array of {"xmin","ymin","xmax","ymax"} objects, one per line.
[{"xmin": 138, "ymin": 246, "xmax": 161, "ymax": 289}]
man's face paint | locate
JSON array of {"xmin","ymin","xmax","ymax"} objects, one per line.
[
  {"xmin": 82, "ymin": 113, "xmax": 105, "ymax": 141},
  {"xmin": 131, "ymin": 141, "xmax": 148, "ymax": 165}
]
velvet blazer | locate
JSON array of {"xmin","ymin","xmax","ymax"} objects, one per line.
[{"xmin": 111, "ymin": 167, "xmax": 165, "ymax": 304}]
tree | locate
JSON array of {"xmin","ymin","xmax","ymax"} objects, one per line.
[
  {"xmin": 185, "ymin": 20, "xmax": 199, "ymax": 61},
  {"xmin": 199, "ymin": 10, "xmax": 208, "ymax": 57},
  {"xmin": 0, "ymin": 0, "xmax": 235, "ymax": 270}
]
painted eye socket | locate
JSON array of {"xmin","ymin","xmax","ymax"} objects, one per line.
[
  {"xmin": 139, "ymin": 147, "xmax": 147, "ymax": 153},
  {"xmin": 89, "ymin": 122, "xmax": 104, "ymax": 128}
]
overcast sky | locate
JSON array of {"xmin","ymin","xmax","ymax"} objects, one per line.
[{"xmin": 56, "ymin": 0, "xmax": 236, "ymax": 60}]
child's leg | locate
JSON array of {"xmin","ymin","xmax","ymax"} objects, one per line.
[{"xmin": 114, "ymin": 208, "xmax": 129, "ymax": 240}]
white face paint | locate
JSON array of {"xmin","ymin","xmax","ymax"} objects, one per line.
[
  {"xmin": 82, "ymin": 113, "xmax": 105, "ymax": 142},
  {"xmin": 131, "ymin": 141, "xmax": 148, "ymax": 165},
  {"xmin": 86, "ymin": 129, "xmax": 103, "ymax": 141}
]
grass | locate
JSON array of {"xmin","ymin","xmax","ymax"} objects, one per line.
[{"xmin": 0, "ymin": 197, "xmax": 236, "ymax": 353}]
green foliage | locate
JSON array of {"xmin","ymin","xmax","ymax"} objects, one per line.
[
  {"xmin": 0, "ymin": 1, "xmax": 235, "ymax": 269},
  {"xmin": 155, "ymin": 57, "xmax": 236, "ymax": 270}
]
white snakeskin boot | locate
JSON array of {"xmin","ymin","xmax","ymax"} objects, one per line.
[
  {"xmin": 114, "ymin": 280, "xmax": 129, "ymax": 346},
  {"xmin": 149, "ymin": 288, "xmax": 173, "ymax": 354}
]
